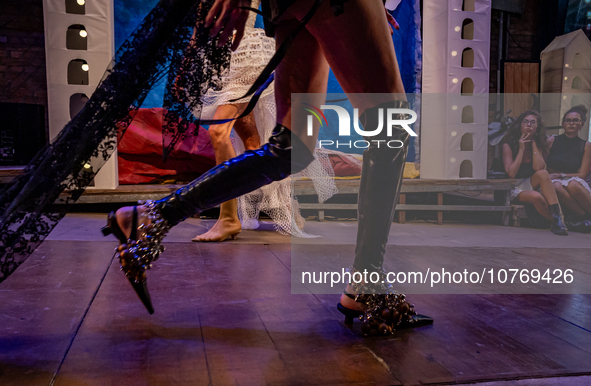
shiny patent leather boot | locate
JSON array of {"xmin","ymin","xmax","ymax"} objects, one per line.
[
  {"xmin": 337, "ymin": 100, "xmax": 433, "ymax": 334},
  {"xmin": 156, "ymin": 124, "xmax": 314, "ymax": 226},
  {"xmin": 354, "ymin": 100, "xmax": 411, "ymax": 272}
]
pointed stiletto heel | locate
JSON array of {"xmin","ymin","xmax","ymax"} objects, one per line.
[
  {"xmin": 337, "ymin": 303, "xmax": 363, "ymax": 325},
  {"xmin": 337, "ymin": 292, "xmax": 363, "ymax": 325},
  {"xmin": 105, "ymin": 204, "xmax": 170, "ymax": 315},
  {"xmin": 120, "ymin": 206, "xmax": 155, "ymax": 314}
]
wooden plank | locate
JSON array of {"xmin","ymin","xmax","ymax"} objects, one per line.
[
  {"xmin": 0, "ymin": 241, "xmax": 115, "ymax": 386},
  {"xmin": 437, "ymin": 192, "xmax": 443, "ymax": 225},
  {"xmin": 531, "ymin": 63, "xmax": 540, "ymax": 93},
  {"xmin": 398, "ymin": 193, "xmax": 406, "ymax": 224},
  {"xmin": 502, "ymin": 190, "xmax": 511, "ymax": 226},
  {"xmin": 44, "ymin": 179, "xmax": 518, "ymax": 205},
  {"xmin": 0, "ymin": 166, "xmax": 26, "ymax": 184},
  {"xmin": 521, "ymin": 62, "xmax": 530, "ymax": 93},
  {"xmin": 505, "ymin": 62, "xmax": 515, "ymax": 94},
  {"xmin": 294, "ymin": 179, "xmax": 516, "ymax": 195},
  {"xmin": 401, "ymin": 184, "xmax": 515, "ymax": 193},
  {"xmin": 299, "ymin": 203, "xmax": 512, "ymax": 211}
]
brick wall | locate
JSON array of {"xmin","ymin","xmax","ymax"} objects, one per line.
[{"xmin": 0, "ymin": 0, "xmax": 48, "ymax": 139}]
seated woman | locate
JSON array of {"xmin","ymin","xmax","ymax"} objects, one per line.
[
  {"xmin": 502, "ymin": 110, "xmax": 568, "ymax": 235},
  {"xmin": 546, "ymin": 105, "xmax": 591, "ymax": 233}
]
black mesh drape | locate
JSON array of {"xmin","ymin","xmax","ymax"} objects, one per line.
[{"xmin": 0, "ymin": 0, "xmax": 231, "ymax": 282}]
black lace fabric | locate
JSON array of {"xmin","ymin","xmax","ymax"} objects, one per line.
[{"xmin": 0, "ymin": 0, "xmax": 231, "ymax": 283}]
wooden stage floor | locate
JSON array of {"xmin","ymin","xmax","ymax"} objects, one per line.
[{"xmin": 1, "ymin": 217, "xmax": 591, "ymax": 385}]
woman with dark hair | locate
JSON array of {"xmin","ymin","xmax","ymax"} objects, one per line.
[
  {"xmin": 502, "ymin": 110, "xmax": 568, "ymax": 235},
  {"xmin": 547, "ymin": 105, "xmax": 591, "ymax": 233}
]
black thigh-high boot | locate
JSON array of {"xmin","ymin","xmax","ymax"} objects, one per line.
[
  {"xmin": 156, "ymin": 124, "xmax": 314, "ymax": 225},
  {"xmin": 353, "ymin": 100, "xmax": 410, "ymax": 272},
  {"xmin": 339, "ymin": 100, "xmax": 432, "ymax": 335},
  {"xmin": 107, "ymin": 124, "xmax": 314, "ymax": 314}
]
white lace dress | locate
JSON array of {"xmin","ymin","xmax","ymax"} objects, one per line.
[{"xmin": 199, "ymin": 3, "xmax": 337, "ymax": 237}]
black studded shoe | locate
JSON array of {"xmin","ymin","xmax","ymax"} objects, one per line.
[
  {"xmin": 337, "ymin": 269, "xmax": 433, "ymax": 336},
  {"xmin": 101, "ymin": 125, "xmax": 314, "ymax": 314},
  {"xmin": 102, "ymin": 203, "xmax": 170, "ymax": 314}
]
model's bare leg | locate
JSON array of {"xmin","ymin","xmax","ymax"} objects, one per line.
[
  {"xmin": 193, "ymin": 103, "xmax": 253, "ymax": 242},
  {"xmin": 233, "ymin": 110, "xmax": 261, "ymax": 151},
  {"xmin": 278, "ymin": 0, "xmax": 405, "ymax": 142},
  {"xmin": 274, "ymin": 20, "xmax": 330, "ymax": 152}
]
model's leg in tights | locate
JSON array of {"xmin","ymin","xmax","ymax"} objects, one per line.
[
  {"xmin": 192, "ymin": 104, "xmax": 260, "ymax": 242},
  {"xmin": 274, "ymin": 0, "xmax": 406, "ymax": 312}
]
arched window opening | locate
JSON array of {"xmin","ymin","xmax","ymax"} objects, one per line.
[
  {"xmin": 66, "ymin": 24, "xmax": 87, "ymax": 50},
  {"xmin": 459, "ymin": 160, "xmax": 473, "ymax": 178},
  {"xmin": 462, "ymin": 19, "xmax": 474, "ymax": 40},
  {"xmin": 461, "ymin": 105, "xmax": 474, "ymax": 123},
  {"xmin": 462, "ymin": 48, "xmax": 474, "ymax": 68},
  {"xmin": 65, "ymin": 0, "xmax": 85, "ymax": 14},
  {"xmin": 70, "ymin": 93, "xmax": 89, "ymax": 118},
  {"xmin": 460, "ymin": 133, "xmax": 473, "ymax": 151},
  {"xmin": 68, "ymin": 59, "xmax": 89, "ymax": 85},
  {"xmin": 572, "ymin": 76, "xmax": 581, "ymax": 89},
  {"xmin": 462, "ymin": 0, "xmax": 475, "ymax": 11},
  {"xmin": 461, "ymin": 78, "xmax": 474, "ymax": 95}
]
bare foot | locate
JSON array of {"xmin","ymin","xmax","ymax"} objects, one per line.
[
  {"xmin": 339, "ymin": 284, "xmax": 366, "ymax": 312},
  {"xmin": 192, "ymin": 199, "xmax": 242, "ymax": 242},
  {"xmin": 192, "ymin": 218, "xmax": 241, "ymax": 242}
]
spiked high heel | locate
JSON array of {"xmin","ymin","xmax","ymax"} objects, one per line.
[
  {"xmin": 102, "ymin": 211, "xmax": 127, "ymax": 244},
  {"xmin": 337, "ymin": 299, "xmax": 433, "ymax": 335},
  {"xmin": 337, "ymin": 275, "xmax": 433, "ymax": 335},
  {"xmin": 337, "ymin": 292, "xmax": 364, "ymax": 325},
  {"xmin": 102, "ymin": 204, "xmax": 169, "ymax": 314}
]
